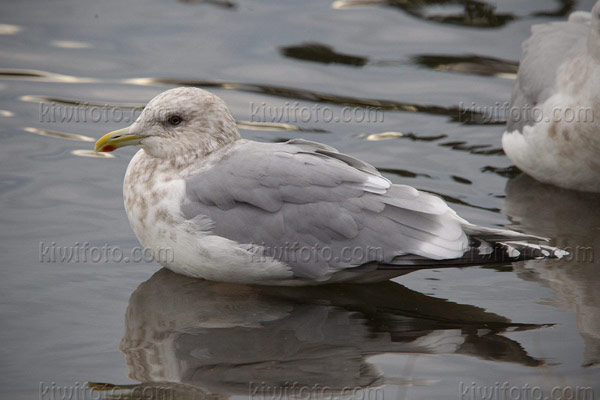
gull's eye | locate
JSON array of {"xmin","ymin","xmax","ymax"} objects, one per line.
[{"xmin": 167, "ymin": 115, "xmax": 183, "ymax": 126}]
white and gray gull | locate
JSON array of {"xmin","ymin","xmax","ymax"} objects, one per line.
[
  {"xmin": 95, "ymin": 87, "xmax": 565, "ymax": 285},
  {"xmin": 502, "ymin": 0, "xmax": 600, "ymax": 192}
]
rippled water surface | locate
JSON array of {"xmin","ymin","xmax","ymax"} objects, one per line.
[{"xmin": 1, "ymin": 0, "xmax": 599, "ymax": 398}]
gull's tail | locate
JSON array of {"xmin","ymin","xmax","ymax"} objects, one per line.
[{"xmin": 379, "ymin": 224, "xmax": 567, "ymax": 271}]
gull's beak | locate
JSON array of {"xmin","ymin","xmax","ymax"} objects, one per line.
[{"xmin": 94, "ymin": 126, "xmax": 143, "ymax": 152}]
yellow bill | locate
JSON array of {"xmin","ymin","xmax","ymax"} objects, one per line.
[{"xmin": 94, "ymin": 126, "xmax": 143, "ymax": 152}]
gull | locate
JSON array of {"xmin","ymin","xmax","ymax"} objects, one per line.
[
  {"xmin": 95, "ymin": 87, "xmax": 564, "ymax": 285},
  {"xmin": 502, "ymin": 1, "xmax": 600, "ymax": 192}
]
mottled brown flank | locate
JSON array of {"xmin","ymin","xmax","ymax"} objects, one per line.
[
  {"xmin": 139, "ymin": 197, "xmax": 148, "ymax": 214},
  {"xmin": 154, "ymin": 207, "xmax": 175, "ymax": 224}
]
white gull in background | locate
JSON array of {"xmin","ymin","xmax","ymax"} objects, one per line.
[
  {"xmin": 95, "ymin": 87, "xmax": 564, "ymax": 285},
  {"xmin": 502, "ymin": 1, "xmax": 600, "ymax": 192}
]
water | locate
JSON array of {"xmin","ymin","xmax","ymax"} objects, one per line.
[{"xmin": 1, "ymin": 0, "xmax": 599, "ymax": 398}]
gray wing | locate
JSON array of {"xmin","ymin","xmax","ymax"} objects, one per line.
[
  {"xmin": 181, "ymin": 139, "xmax": 468, "ymax": 279},
  {"xmin": 508, "ymin": 11, "xmax": 590, "ymax": 132}
]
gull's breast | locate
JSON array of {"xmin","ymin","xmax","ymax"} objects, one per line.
[{"xmin": 123, "ymin": 149, "xmax": 188, "ymax": 267}]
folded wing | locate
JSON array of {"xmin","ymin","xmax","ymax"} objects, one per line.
[{"xmin": 181, "ymin": 139, "xmax": 471, "ymax": 279}]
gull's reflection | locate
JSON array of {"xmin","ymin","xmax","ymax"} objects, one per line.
[
  {"xmin": 503, "ymin": 174, "xmax": 600, "ymax": 367},
  {"xmin": 117, "ymin": 269, "xmax": 545, "ymax": 396}
]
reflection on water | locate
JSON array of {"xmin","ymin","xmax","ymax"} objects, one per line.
[
  {"xmin": 384, "ymin": 0, "xmax": 515, "ymax": 27},
  {"xmin": 19, "ymin": 94, "xmax": 145, "ymax": 109},
  {"xmin": 332, "ymin": 0, "xmax": 515, "ymax": 27},
  {"xmin": 50, "ymin": 40, "xmax": 92, "ymax": 49},
  {"xmin": 237, "ymin": 121, "xmax": 328, "ymax": 133},
  {"xmin": 279, "ymin": 45, "xmax": 519, "ymax": 80},
  {"xmin": 363, "ymin": 131, "xmax": 447, "ymax": 142},
  {"xmin": 177, "ymin": 0, "xmax": 237, "ymax": 8},
  {"xmin": 6, "ymin": 68, "xmax": 502, "ymax": 125},
  {"xmin": 125, "ymin": 77, "xmax": 497, "ymax": 125},
  {"xmin": 70, "ymin": 149, "xmax": 115, "ymax": 158},
  {"xmin": 362, "ymin": 131, "xmax": 406, "ymax": 141},
  {"xmin": 280, "ymin": 44, "xmax": 519, "ymax": 82},
  {"xmin": 503, "ymin": 174, "xmax": 600, "ymax": 367},
  {"xmin": 481, "ymin": 165, "xmax": 521, "ymax": 179},
  {"xmin": 0, "ymin": 69, "xmax": 96, "ymax": 83},
  {"xmin": 280, "ymin": 43, "xmax": 369, "ymax": 67},
  {"xmin": 379, "ymin": 167, "xmax": 432, "ymax": 179},
  {"xmin": 113, "ymin": 269, "xmax": 546, "ymax": 397},
  {"xmin": 332, "ymin": 0, "xmax": 575, "ymax": 26},
  {"xmin": 0, "ymin": 23, "xmax": 22, "ymax": 35},
  {"xmin": 440, "ymin": 140, "xmax": 503, "ymax": 155},
  {"xmin": 24, "ymin": 127, "xmax": 95, "ymax": 142},
  {"xmin": 412, "ymin": 54, "xmax": 518, "ymax": 79}
]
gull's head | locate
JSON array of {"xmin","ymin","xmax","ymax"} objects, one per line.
[{"xmin": 95, "ymin": 87, "xmax": 240, "ymax": 160}]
